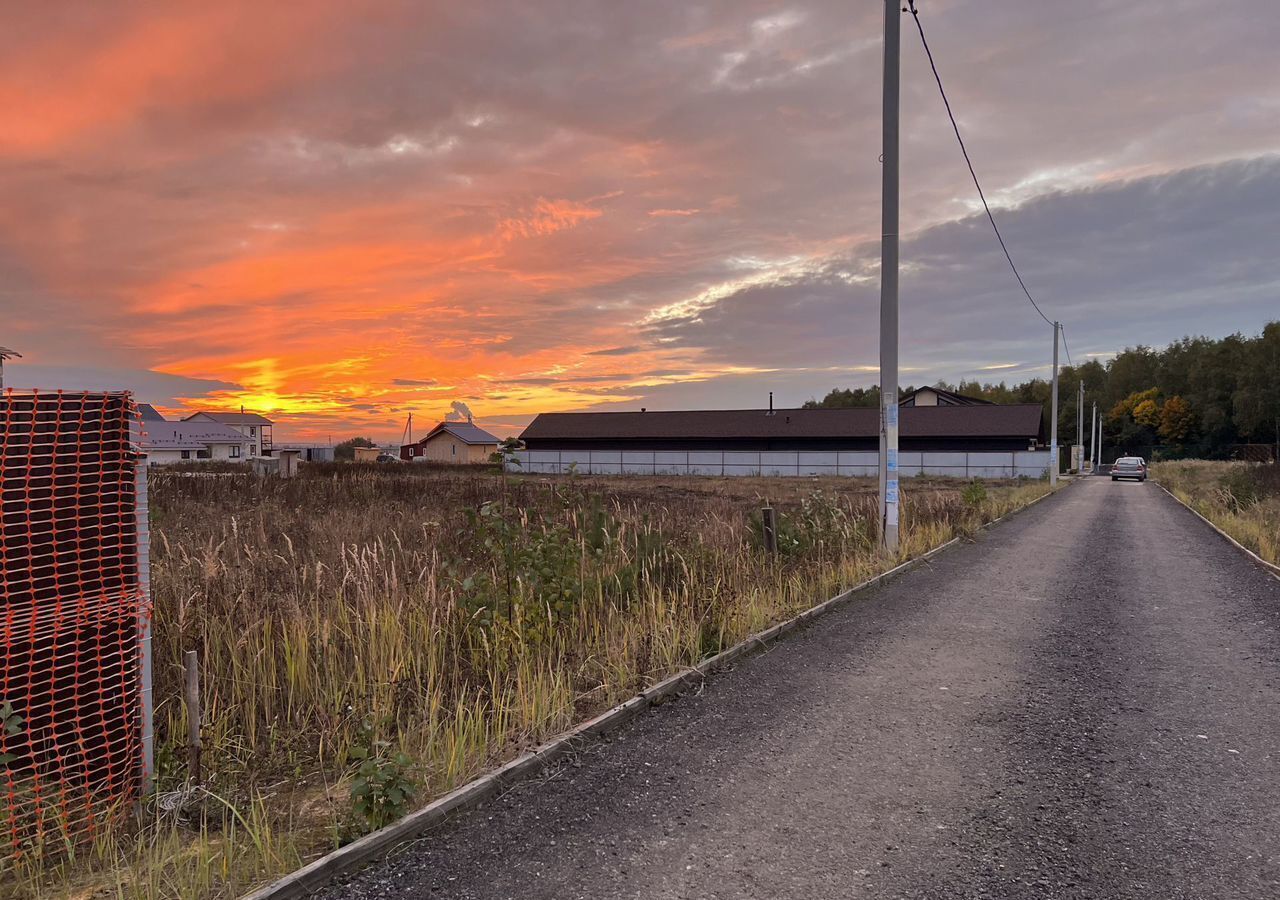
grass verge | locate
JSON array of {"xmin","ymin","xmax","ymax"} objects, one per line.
[{"xmin": 1152, "ymin": 460, "xmax": 1280, "ymax": 566}]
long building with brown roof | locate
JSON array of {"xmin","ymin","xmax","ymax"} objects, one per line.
[{"xmin": 519, "ymin": 403, "xmax": 1044, "ymax": 454}]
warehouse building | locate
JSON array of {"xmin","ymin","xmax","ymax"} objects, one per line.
[{"xmin": 514, "ymin": 396, "xmax": 1048, "ymax": 478}]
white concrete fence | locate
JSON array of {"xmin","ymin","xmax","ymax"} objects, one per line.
[{"xmin": 511, "ymin": 449, "xmax": 1051, "ymax": 479}]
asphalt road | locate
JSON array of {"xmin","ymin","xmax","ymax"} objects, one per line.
[{"xmin": 321, "ymin": 478, "xmax": 1280, "ymax": 899}]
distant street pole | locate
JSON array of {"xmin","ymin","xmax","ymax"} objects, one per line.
[
  {"xmin": 1097, "ymin": 405, "xmax": 1103, "ymax": 468},
  {"xmin": 1049, "ymin": 322, "xmax": 1060, "ymax": 485},
  {"xmin": 878, "ymin": 0, "xmax": 901, "ymax": 552},
  {"xmin": 1077, "ymin": 379, "xmax": 1084, "ymax": 470},
  {"xmin": 1090, "ymin": 401, "xmax": 1097, "ymax": 472}
]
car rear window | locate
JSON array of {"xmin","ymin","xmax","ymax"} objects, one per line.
[{"xmin": 1117, "ymin": 457, "xmax": 1143, "ymax": 464}]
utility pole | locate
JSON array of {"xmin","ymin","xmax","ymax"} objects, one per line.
[
  {"xmin": 878, "ymin": 0, "xmax": 901, "ymax": 552},
  {"xmin": 1049, "ymin": 322, "xmax": 1059, "ymax": 485},
  {"xmin": 1098, "ymin": 406, "xmax": 1104, "ymax": 467},
  {"xmin": 1077, "ymin": 380, "xmax": 1084, "ymax": 472},
  {"xmin": 1090, "ymin": 401, "xmax": 1097, "ymax": 473}
]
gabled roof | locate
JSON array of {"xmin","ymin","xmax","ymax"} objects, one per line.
[
  {"xmin": 142, "ymin": 420, "xmax": 250, "ymax": 450},
  {"xmin": 184, "ymin": 411, "xmax": 274, "ymax": 425},
  {"xmin": 418, "ymin": 421, "xmax": 501, "ymax": 445},
  {"xmin": 137, "ymin": 403, "xmax": 167, "ymax": 422},
  {"xmin": 520, "ymin": 404, "xmax": 1043, "ymax": 442},
  {"xmin": 900, "ymin": 386, "xmax": 995, "ymax": 407}
]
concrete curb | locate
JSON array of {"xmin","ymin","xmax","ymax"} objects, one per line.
[
  {"xmin": 1154, "ymin": 481, "xmax": 1280, "ymax": 581},
  {"xmin": 241, "ymin": 481, "xmax": 1066, "ymax": 900}
]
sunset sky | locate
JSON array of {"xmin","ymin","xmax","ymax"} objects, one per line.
[{"xmin": 3, "ymin": 1, "xmax": 1278, "ymax": 441}]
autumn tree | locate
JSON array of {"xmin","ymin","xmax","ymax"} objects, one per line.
[
  {"xmin": 1158, "ymin": 395, "xmax": 1196, "ymax": 443},
  {"xmin": 1133, "ymin": 397, "xmax": 1161, "ymax": 428}
]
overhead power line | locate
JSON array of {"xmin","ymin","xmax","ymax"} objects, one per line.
[
  {"xmin": 1060, "ymin": 326, "xmax": 1075, "ymax": 367},
  {"xmin": 904, "ymin": 1, "xmax": 1060, "ymax": 333}
]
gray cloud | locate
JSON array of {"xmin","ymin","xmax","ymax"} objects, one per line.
[
  {"xmin": 644, "ymin": 156, "xmax": 1280, "ymax": 392},
  {"xmin": 2, "ymin": 364, "xmax": 242, "ymax": 407},
  {"xmin": 586, "ymin": 346, "xmax": 643, "ymax": 357}
]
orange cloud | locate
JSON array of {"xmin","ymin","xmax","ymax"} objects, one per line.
[{"xmin": 0, "ymin": 5, "xmax": 353, "ymax": 155}]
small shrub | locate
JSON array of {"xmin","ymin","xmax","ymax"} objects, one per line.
[
  {"xmin": 347, "ymin": 724, "xmax": 417, "ymax": 836},
  {"xmin": 960, "ymin": 480, "xmax": 988, "ymax": 509}
]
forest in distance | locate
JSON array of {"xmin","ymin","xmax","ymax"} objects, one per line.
[{"xmin": 805, "ymin": 322, "xmax": 1280, "ymax": 460}]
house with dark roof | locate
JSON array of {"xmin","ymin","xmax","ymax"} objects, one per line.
[
  {"xmin": 900, "ymin": 386, "xmax": 995, "ymax": 407},
  {"xmin": 184, "ymin": 411, "xmax": 273, "ymax": 458},
  {"xmin": 400, "ymin": 420, "xmax": 501, "ymax": 464}
]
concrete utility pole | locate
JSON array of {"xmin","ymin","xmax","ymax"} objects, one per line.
[
  {"xmin": 1096, "ymin": 405, "xmax": 1103, "ymax": 468},
  {"xmin": 1090, "ymin": 401, "xmax": 1097, "ymax": 473},
  {"xmin": 1049, "ymin": 323, "xmax": 1059, "ymax": 485},
  {"xmin": 878, "ymin": 0, "xmax": 901, "ymax": 552},
  {"xmin": 1077, "ymin": 380, "xmax": 1084, "ymax": 472}
]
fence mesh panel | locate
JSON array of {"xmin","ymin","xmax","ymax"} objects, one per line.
[{"xmin": 1, "ymin": 391, "xmax": 147, "ymax": 862}]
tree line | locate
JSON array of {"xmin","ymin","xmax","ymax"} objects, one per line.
[{"xmin": 804, "ymin": 322, "xmax": 1280, "ymax": 460}]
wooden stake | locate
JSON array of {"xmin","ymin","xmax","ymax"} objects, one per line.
[
  {"xmin": 184, "ymin": 650, "xmax": 202, "ymax": 785},
  {"xmin": 762, "ymin": 506, "xmax": 778, "ymax": 556}
]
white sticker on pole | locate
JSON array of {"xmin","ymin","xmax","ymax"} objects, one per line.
[
  {"xmin": 886, "ymin": 448, "xmax": 898, "ymax": 472},
  {"xmin": 886, "ymin": 403, "xmax": 899, "ymax": 429},
  {"xmin": 885, "ymin": 478, "xmax": 899, "ymax": 504}
]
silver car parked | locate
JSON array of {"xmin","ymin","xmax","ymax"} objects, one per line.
[{"xmin": 1111, "ymin": 456, "xmax": 1147, "ymax": 482}]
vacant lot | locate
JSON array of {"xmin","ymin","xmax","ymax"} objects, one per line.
[
  {"xmin": 11, "ymin": 466, "xmax": 1050, "ymax": 898},
  {"xmin": 1153, "ymin": 460, "xmax": 1280, "ymax": 566}
]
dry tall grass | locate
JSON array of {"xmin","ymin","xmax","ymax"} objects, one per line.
[
  {"xmin": 8, "ymin": 467, "xmax": 1051, "ymax": 898},
  {"xmin": 1152, "ymin": 460, "xmax": 1280, "ymax": 565}
]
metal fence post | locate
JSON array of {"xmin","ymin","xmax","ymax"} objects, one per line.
[{"xmin": 133, "ymin": 422, "xmax": 155, "ymax": 794}]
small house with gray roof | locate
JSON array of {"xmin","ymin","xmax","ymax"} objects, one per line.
[
  {"xmin": 400, "ymin": 421, "xmax": 500, "ymax": 464},
  {"xmin": 140, "ymin": 417, "xmax": 251, "ymax": 465},
  {"xmin": 184, "ymin": 410, "xmax": 273, "ymax": 458}
]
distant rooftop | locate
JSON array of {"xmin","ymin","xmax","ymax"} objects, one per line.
[
  {"xmin": 900, "ymin": 386, "xmax": 996, "ymax": 407},
  {"xmin": 418, "ymin": 421, "xmax": 501, "ymax": 445},
  {"xmin": 137, "ymin": 403, "xmax": 167, "ymax": 422},
  {"xmin": 521, "ymin": 404, "xmax": 1044, "ymax": 442},
  {"xmin": 184, "ymin": 411, "xmax": 274, "ymax": 426},
  {"xmin": 142, "ymin": 420, "xmax": 249, "ymax": 450}
]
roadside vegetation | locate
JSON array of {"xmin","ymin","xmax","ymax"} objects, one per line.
[
  {"xmin": 7, "ymin": 467, "xmax": 1052, "ymax": 898},
  {"xmin": 810, "ymin": 320, "xmax": 1280, "ymax": 461},
  {"xmin": 1153, "ymin": 460, "xmax": 1280, "ymax": 565}
]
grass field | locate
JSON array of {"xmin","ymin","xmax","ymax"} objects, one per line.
[
  {"xmin": 1152, "ymin": 460, "xmax": 1280, "ymax": 566},
  {"xmin": 10, "ymin": 465, "xmax": 1052, "ymax": 898}
]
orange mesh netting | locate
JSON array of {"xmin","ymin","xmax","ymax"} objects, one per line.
[{"xmin": 1, "ymin": 391, "xmax": 149, "ymax": 861}]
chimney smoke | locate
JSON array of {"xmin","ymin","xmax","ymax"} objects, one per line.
[{"xmin": 446, "ymin": 400, "xmax": 475, "ymax": 423}]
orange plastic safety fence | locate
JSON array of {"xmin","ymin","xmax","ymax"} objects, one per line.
[{"xmin": 0, "ymin": 391, "xmax": 148, "ymax": 862}]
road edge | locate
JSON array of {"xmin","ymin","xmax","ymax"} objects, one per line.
[
  {"xmin": 241, "ymin": 480, "xmax": 1067, "ymax": 900},
  {"xmin": 1154, "ymin": 480, "xmax": 1280, "ymax": 581}
]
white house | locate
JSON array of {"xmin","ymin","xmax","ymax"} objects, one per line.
[
  {"xmin": 183, "ymin": 411, "xmax": 274, "ymax": 458},
  {"xmin": 141, "ymin": 419, "xmax": 251, "ymax": 465}
]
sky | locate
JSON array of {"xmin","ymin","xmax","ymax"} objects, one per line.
[{"xmin": 1, "ymin": 1, "xmax": 1277, "ymax": 441}]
